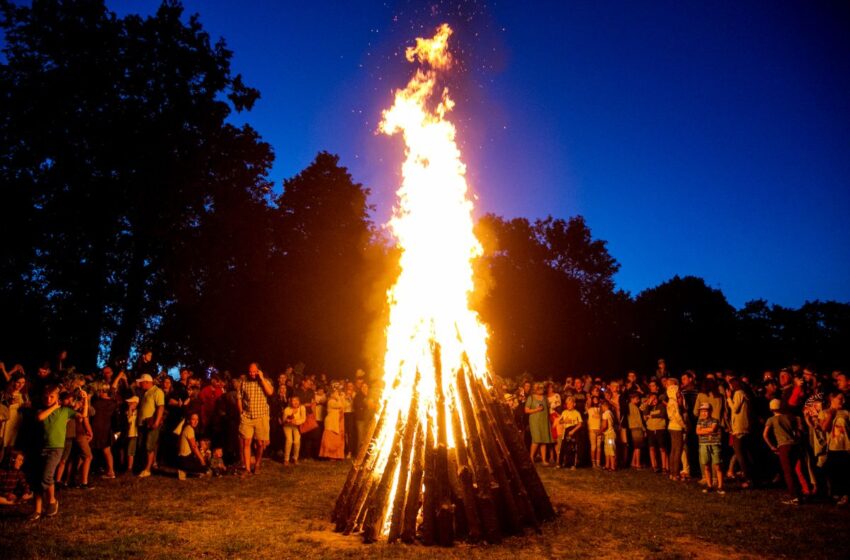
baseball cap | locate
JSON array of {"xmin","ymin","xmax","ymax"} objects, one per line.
[{"xmin": 137, "ymin": 374, "xmax": 153, "ymax": 383}]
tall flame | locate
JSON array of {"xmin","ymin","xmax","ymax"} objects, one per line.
[{"xmin": 370, "ymin": 23, "xmax": 491, "ymax": 534}]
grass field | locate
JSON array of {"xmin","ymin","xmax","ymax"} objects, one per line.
[{"xmin": 0, "ymin": 459, "xmax": 846, "ymax": 559}]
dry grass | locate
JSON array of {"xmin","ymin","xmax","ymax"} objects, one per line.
[{"xmin": 0, "ymin": 460, "xmax": 847, "ymax": 559}]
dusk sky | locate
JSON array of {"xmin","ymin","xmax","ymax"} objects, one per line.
[{"xmin": 114, "ymin": 1, "xmax": 850, "ymax": 308}]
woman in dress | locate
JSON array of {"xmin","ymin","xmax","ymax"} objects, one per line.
[
  {"xmin": 319, "ymin": 387, "xmax": 346, "ymax": 460},
  {"xmin": 525, "ymin": 383, "xmax": 553, "ymax": 465},
  {"xmin": 1, "ymin": 373, "xmax": 29, "ymax": 461}
]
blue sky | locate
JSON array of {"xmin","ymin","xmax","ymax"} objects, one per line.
[{"xmin": 112, "ymin": 1, "xmax": 850, "ymax": 308}]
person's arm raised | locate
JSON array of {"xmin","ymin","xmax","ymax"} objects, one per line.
[
  {"xmin": 37, "ymin": 403, "xmax": 60, "ymax": 422},
  {"xmin": 257, "ymin": 370, "xmax": 274, "ymax": 397}
]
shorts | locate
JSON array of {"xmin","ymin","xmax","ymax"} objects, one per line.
[
  {"xmin": 139, "ymin": 426, "xmax": 161, "ymax": 453},
  {"xmin": 699, "ymin": 444, "xmax": 721, "ymax": 467},
  {"xmin": 630, "ymin": 428, "xmax": 646, "ymax": 449},
  {"xmin": 604, "ymin": 435, "xmax": 617, "ymax": 457},
  {"xmin": 647, "ymin": 429, "xmax": 667, "ymax": 449},
  {"xmin": 75, "ymin": 435, "xmax": 93, "ymax": 459},
  {"xmin": 127, "ymin": 436, "xmax": 138, "ymax": 457},
  {"xmin": 40, "ymin": 448, "xmax": 64, "ymax": 490},
  {"xmin": 239, "ymin": 415, "xmax": 270, "ymax": 442}
]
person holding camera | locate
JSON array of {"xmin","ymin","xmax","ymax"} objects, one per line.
[{"xmin": 237, "ymin": 363, "xmax": 273, "ymax": 474}]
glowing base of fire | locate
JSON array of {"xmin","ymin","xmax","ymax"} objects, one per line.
[{"xmin": 331, "ymin": 346, "xmax": 555, "ymax": 546}]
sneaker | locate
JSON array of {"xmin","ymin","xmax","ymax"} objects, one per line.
[
  {"xmin": 78, "ymin": 483, "xmax": 94, "ymax": 490},
  {"xmin": 702, "ymin": 487, "xmax": 712, "ymax": 494},
  {"xmin": 837, "ymin": 495, "xmax": 848, "ymax": 506},
  {"xmin": 137, "ymin": 470, "xmax": 151, "ymax": 478},
  {"xmin": 716, "ymin": 489, "xmax": 726, "ymax": 495},
  {"xmin": 46, "ymin": 500, "xmax": 59, "ymax": 517},
  {"xmin": 781, "ymin": 497, "xmax": 800, "ymax": 506},
  {"xmin": 177, "ymin": 470, "xmax": 187, "ymax": 481},
  {"xmin": 102, "ymin": 472, "xmax": 116, "ymax": 480},
  {"xmin": 27, "ymin": 511, "xmax": 42, "ymax": 522}
]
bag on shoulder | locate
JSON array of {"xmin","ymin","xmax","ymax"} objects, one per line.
[{"xmin": 300, "ymin": 413, "xmax": 318, "ymax": 434}]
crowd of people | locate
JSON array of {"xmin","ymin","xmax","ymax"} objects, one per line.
[
  {"xmin": 507, "ymin": 359, "xmax": 849, "ymax": 506},
  {"xmin": 0, "ymin": 352, "xmax": 847, "ymax": 524},
  {"xmin": 0, "ymin": 351, "xmax": 380, "ymax": 521}
]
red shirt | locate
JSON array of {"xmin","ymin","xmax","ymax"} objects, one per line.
[{"xmin": 198, "ymin": 385, "xmax": 223, "ymax": 428}]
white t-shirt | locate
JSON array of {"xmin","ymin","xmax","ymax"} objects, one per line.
[{"xmin": 179, "ymin": 425, "xmax": 195, "ymax": 457}]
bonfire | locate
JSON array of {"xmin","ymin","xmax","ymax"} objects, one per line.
[{"xmin": 331, "ymin": 24, "xmax": 555, "ymax": 546}]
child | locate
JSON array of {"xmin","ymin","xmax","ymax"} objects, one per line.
[
  {"xmin": 53, "ymin": 391, "xmax": 76, "ymax": 488},
  {"xmin": 29, "ymin": 384, "xmax": 86, "ymax": 521},
  {"xmin": 0, "ymin": 450, "xmax": 32, "ymax": 505},
  {"xmin": 601, "ymin": 400, "xmax": 617, "ymax": 471},
  {"xmin": 627, "ymin": 392, "xmax": 645, "ymax": 469},
  {"xmin": 586, "ymin": 396, "xmax": 602, "ymax": 468},
  {"xmin": 283, "ymin": 396, "xmax": 306, "ymax": 466},
  {"xmin": 696, "ymin": 402, "xmax": 724, "ymax": 494},
  {"xmin": 763, "ymin": 398, "xmax": 803, "ymax": 504},
  {"xmin": 209, "ymin": 447, "xmax": 226, "ymax": 477},
  {"xmin": 643, "ymin": 392, "xmax": 669, "ymax": 474},
  {"xmin": 557, "ymin": 397, "xmax": 582, "ymax": 469},
  {"xmin": 122, "ymin": 396, "xmax": 140, "ymax": 474},
  {"xmin": 199, "ymin": 439, "xmax": 212, "ymax": 466}
]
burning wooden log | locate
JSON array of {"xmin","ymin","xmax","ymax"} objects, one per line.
[{"xmin": 332, "ymin": 343, "xmax": 556, "ymax": 545}]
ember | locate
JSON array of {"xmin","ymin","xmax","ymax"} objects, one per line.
[{"xmin": 331, "ymin": 23, "xmax": 555, "ymax": 546}]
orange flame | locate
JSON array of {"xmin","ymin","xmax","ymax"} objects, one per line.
[{"xmin": 369, "ymin": 23, "xmax": 491, "ymax": 536}]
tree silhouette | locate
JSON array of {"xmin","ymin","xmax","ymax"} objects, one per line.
[
  {"xmin": 634, "ymin": 275, "xmax": 737, "ymax": 372},
  {"xmin": 0, "ymin": 0, "xmax": 270, "ymax": 369}
]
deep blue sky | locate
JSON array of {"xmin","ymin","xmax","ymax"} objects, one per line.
[{"xmin": 114, "ymin": 1, "xmax": 850, "ymax": 308}]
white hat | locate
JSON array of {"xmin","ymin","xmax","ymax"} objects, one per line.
[{"xmin": 137, "ymin": 374, "xmax": 154, "ymax": 384}]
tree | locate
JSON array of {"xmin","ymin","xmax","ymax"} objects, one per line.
[
  {"xmin": 266, "ymin": 152, "xmax": 382, "ymax": 374},
  {"xmin": 634, "ymin": 275, "xmax": 737, "ymax": 372},
  {"xmin": 475, "ymin": 214, "xmax": 622, "ymax": 377},
  {"xmin": 0, "ymin": 0, "xmax": 271, "ymax": 369}
]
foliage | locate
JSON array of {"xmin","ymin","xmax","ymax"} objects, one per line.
[{"xmin": 0, "ymin": 0, "xmax": 271, "ymax": 370}]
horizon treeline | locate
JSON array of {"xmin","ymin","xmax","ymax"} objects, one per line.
[{"xmin": 1, "ymin": 1, "xmax": 847, "ymax": 379}]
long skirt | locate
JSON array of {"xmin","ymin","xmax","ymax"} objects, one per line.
[{"xmin": 319, "ymin": 424, "xmax": 345, "ymax": 460}]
